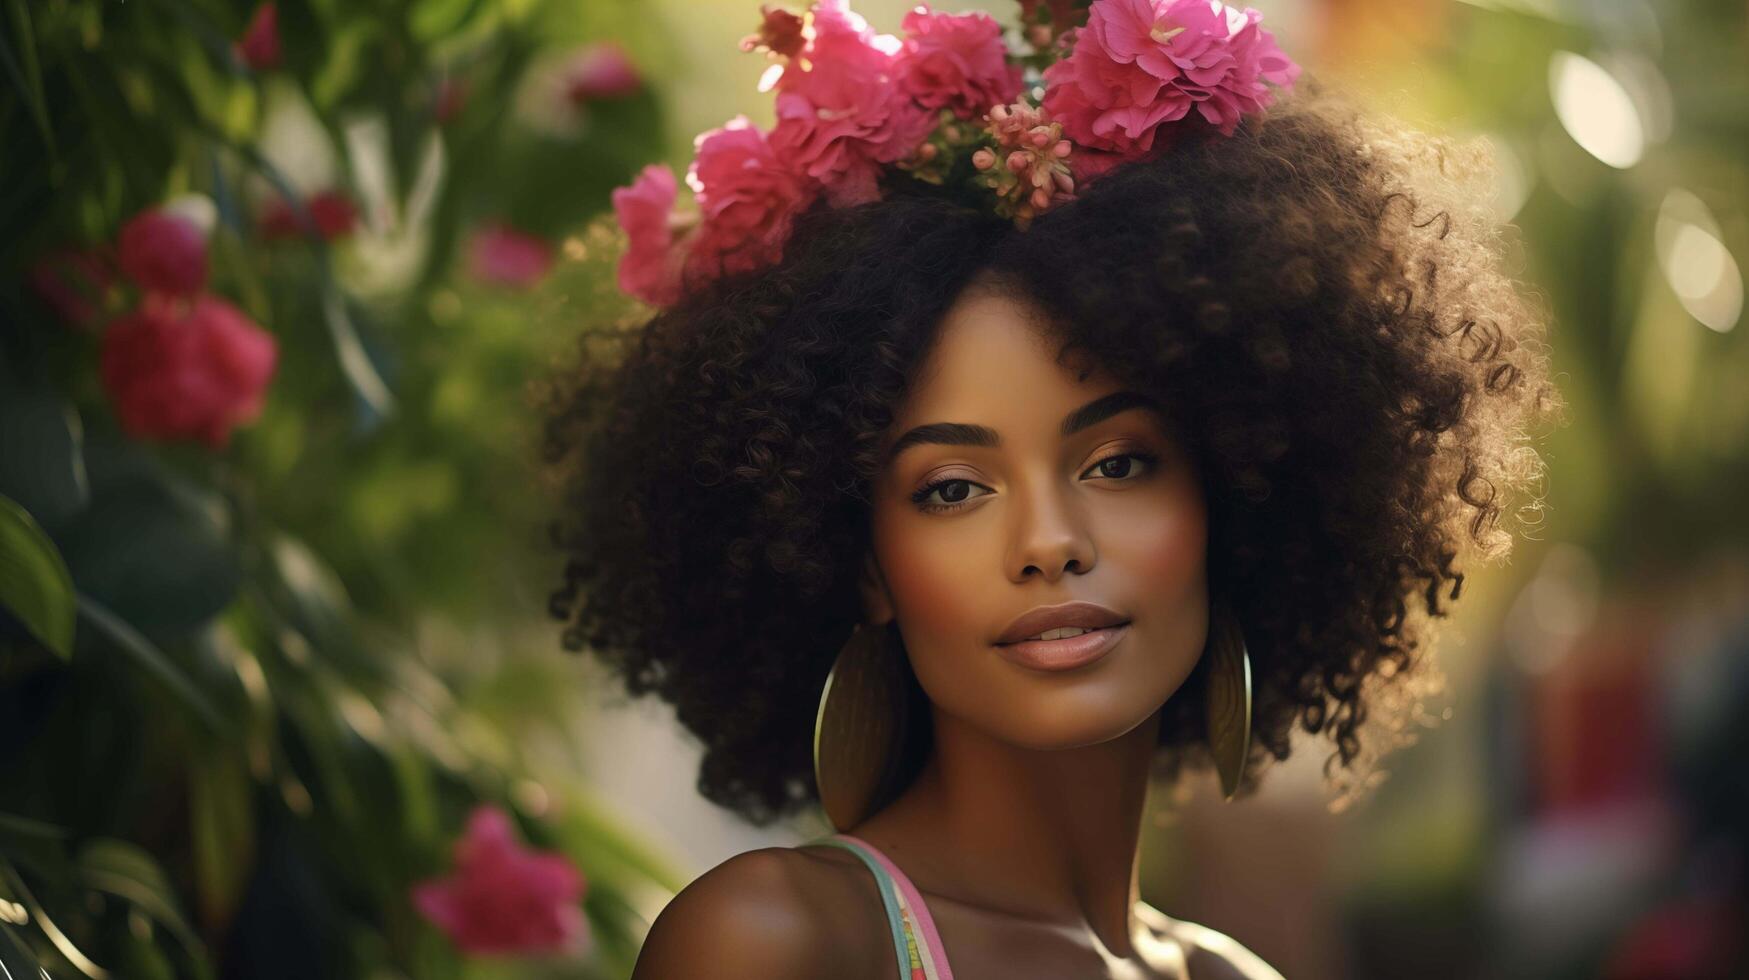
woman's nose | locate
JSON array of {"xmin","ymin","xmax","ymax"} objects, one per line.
[{"xmin": 1006, "ymin": 479, "xmax": 1095, "ymax": 583}]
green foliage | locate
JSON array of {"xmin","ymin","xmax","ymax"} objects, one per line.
[{"xmin": 1, "ymin": 0, "xmax": 679, "ymax": 977}]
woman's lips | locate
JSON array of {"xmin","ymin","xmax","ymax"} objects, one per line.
[{"xmin": 994, "ymin": 622, "xmax": 1130, "ymax": 672}]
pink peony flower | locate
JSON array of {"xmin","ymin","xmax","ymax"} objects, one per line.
[
  {"xmin": 466, "ymin": 223, "xmax": 555, "ymax": 288},
  {"xmin": 117, "ymin": 208, "xmax": 208, "ymax": 297},
  {"xmin": 235, "ymin": 3, "xmax": 281, "ymax": 71},
  {"xmin": 1042, "ymin": 0, "xmax": 1298, "ymax": 158},
  {"xmin": 99, "ymin": 294, "xmax": 278, "ymax": 450},
  {"xmin": 411, "ymin": 806, "xmax": 589, "ymax": 957},
  {"xmin": 29, "ymin": 246, "xmax": 117, "ymax": 330},
  {"xmin": 895, "ymin": 6, "xmax": 1024, "ymax": 120},
  {"xmin": 768, "ymin": 0, "xmax": 936, "ymax": 206},
  {"xmin": 564, "ymin": 42, "xmax": 642, "ymax": 103},
  {"xmin": 611, "ymin": 164, "xmax": 690, "ymax": 307},
  {"xmin": 686, "ymin": 117, "xmax": 819, "ymax": 278},
  {"xmin": 257, "ymin": 190, "xmax": 359, "ymax": 241}
]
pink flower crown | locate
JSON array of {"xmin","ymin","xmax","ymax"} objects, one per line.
[{"xmin": 612, "ymin": 0, "xmax": 1300, "ymax": 308}]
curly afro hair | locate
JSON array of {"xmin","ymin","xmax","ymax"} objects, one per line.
[{"xmin": 537, "ymin": 86, "xmax": 1564, "ymax": 826}]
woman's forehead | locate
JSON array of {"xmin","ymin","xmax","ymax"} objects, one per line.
[{"xmin": 897, "ymin": 288, "xmax": 1122, "ymax": 423}]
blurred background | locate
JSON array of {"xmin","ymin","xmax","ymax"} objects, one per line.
[{"xmin": 1, "ymin": 0, "xmax": 1744, "ymax": 978}]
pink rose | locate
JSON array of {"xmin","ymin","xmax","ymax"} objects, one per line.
[
  {"xmin": 99, "ymin": 294, "xmax": 278, "ymax": 450},
  {"xmin": 29, "ymin": 246, "xmax": 117, "ymax": 330},
  {"xmin": 686, "ymin": 118, "xmax": 818, "ymax": 278},
  {"xmin": 611, "ymin": 164, "xmax": 689, "ymax": 307},
  {"xmin": 1042, "ymin": 0, "xmax": 1298, "ymax": 158},
  {"xmin": 411, "ymin": 806, "xmax": 589, "ymax": 957},
  {"xmin": 257, "ymin": 190, "xmax": 359, "ymax": 241},
  {"xmin": 466, "ymin": 223, "xmax": 555, "ymax": 288},
  {"xmin": 235, "ymin": 3, "xmax": 281, "ymax": 71},
  {"xmin": 564, "ymin": 42, "xmax": 642, "ymax": 103},
  {"xmin": 768, "ymin": 0, "xmax": 935, "ymax": 206},
  {"xmin": 895, "ymin": 6, "xmax": 1024, "ymax": 120},
  {"xmin": 117, "ymin": 208, "xmax": 208, "ymax": 297}
]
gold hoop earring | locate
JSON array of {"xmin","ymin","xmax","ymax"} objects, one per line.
[
  {"xmin": 813, "ymin": 622, "xmax": 914, "ymax": 832},
  {"xmin": 1205, "ymin": 606, "xmax": 1253, "ymax": 802}
]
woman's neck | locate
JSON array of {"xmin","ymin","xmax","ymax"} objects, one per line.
[{"xmin": 851, "ymin": 704, "xmax": 1164, "ymax": 958}]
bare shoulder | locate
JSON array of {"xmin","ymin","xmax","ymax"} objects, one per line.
[
  {"xmin": 1139, "ymin": 904, "xmax": 1285, "ymax": 980},
  {"xmin": 631, "ymin": 848, "xmax": 830, "ymax": 980},
  {"xmin": 632, "ymin": 846, "xmax": 888, "ymax": 980}
]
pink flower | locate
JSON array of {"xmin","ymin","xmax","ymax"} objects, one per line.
[
  {"xmin": 739, "ymin": 5, "xmax": 807, "ymax": 60},
  {"xmin": 686, "ymin": 118, "xmax": 818, "ymax": 278},
  {"xmin": 768, "ymin": 0, "xmax": 935, "ymax": 206},
  {"xmin": 257, "ymin": 190, "xmax": 359, "ymax": 241},
  {"xmin": 895, "ymin": 6, "xmax": 1024, "ymax": 120},
  {"xmin": 235, "ymin": 3, "xmax": 281, "ymax": 71},
  {"xmin": 117, "ymin": 208, "xmax": 208, "ymax": 297},
  {"xmin": 612, "ymin": 164, "xmax": 689, "ymax": 306},
  {"xmin": 99, "ymin": 294, "xmax": 278, "ymax": 450},
  {"xmin": 564, "ymin": 43, "xmax": 642, "ymax": 103},
  {"xmin": 29, "ymin": 246, "xmax": 117, "ymax": 330},
  {"xmin": 466, "ymin": 223, "xmax": 555, "ymax": 288},
  {"xmin": 1042, "ymin": 0, "xmax": 1298, "ymax": 158},
  {"xmin": 411, "ymin": 806, "xmax": 589, "ymax": 957}
]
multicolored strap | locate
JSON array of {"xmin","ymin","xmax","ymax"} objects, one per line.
[{"xmin": 806, "ymin": 833, "xmax": 954, "ymax": 980}]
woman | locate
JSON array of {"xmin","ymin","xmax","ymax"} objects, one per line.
[{"xmin": 540, "ymin": 1, "xmax": 1561, "ymax": 976}]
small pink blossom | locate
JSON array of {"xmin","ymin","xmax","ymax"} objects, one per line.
[
  {"xmin": 117, "ymin": 208, "xmax": 208, "ymax": 297},
  {"xmin": 29, "ymin": 246, "xmax": 117, "ymax": 330},
  {"xmin": 99, "ymin": 294, "xmax": 278, "ymax": 450},
  {"xmin": 612, "ymin": 164, "xmax": 689, "ymax": 307},
  {"xmin": 235, "ymin": 3, "xmax": 281, "ymax": 71},
  {"xmin": 768, "ymin": 0, "xmax": 935, "ymax": 206},
  {"xmin": 1042, "ymin": 0, "xmax": 1298, "ymax": 158},
  {"xmin": 466, "ymin": 223, "xmax": 555, "ymax": 288},
  {"xmin": 564, "ymin": 43, "xmax": 642, "ymax": 103},
  {"xmin": 257, "ymin": 190, "xmax": 359, "ymax": 242},
  {"xmin": 412, "ymin": 806, "xmax": 589, "ymax": 957},
  {"xmin": 687, "ymin": 117, "xmax": 819, "ymax": 278},
  {"xmin": 895, "ymin": 6, "xmax": 1024, "ymax": 120}
]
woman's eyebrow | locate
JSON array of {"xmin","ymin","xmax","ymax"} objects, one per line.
[{"xmin": 884, "ymin": 390, "xmax": 1161, "ymax": 464}]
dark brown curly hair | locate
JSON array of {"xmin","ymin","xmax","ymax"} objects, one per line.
[{"xmin": 537, "ymin": 86, "xmax": 1563, "ymax": 826}]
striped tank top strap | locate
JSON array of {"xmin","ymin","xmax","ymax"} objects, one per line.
[
  {"xmin": 822, "ymin": 833, "xmax": 956, "ymax": 980},
  {"xmin": 806, "ymin": 836, "xmax": 916, "ymax": 980}
]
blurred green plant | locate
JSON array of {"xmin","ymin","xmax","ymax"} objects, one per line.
[{"xmin": 1, "ymin": 1, "xmax": 677, "ymax": 977}]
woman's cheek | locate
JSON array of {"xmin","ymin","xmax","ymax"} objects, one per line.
[{"xmin": 875, "ymin": 508, "xmax": 989, "ymax": 639}]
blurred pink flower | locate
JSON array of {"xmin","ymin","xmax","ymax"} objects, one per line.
[
  {"xmin": 412, "ymin": 806, "xmax": 589, "ymax": 957},
  {"xmin": 99, "ymin": 294, "xmax": 278, "ymax": 450},
  {"xmin": 28, "ymin": 246, "xmax": 117, "ymax": 330},
  {"xmin": 768, "ymin": 0, "xmax": 935, "ymax": 206},
  {"xmin": 467, "ymin": 223, "xmax": 555, "ymax": 287},
  {"xmin": 687, "ymin": 117, "xmax": 818, "ymax": 279},
  {"xmin": 739, "ymin": 4, "xmax": 807, "ymax": 60},
  {"xmin": 612, "ymin": 164, "xmax": 688, "ymax": 307},
  {"xmin": 1042, "ymin": 0, "xmax": 1298, "ymax": 158},
  {"xmin": 235, "ymin": 3, "xmax": 281, "ymax": 71},
  {"xmin": 117, "ymin": 208, "xmax": 208, "ymax": 297},
  {"xmin": 257, "ymin": 190, "xmax": 358, "ymax": 241},
  {"xmin": 895, "ymin": 6, "xmax": 1024, "ymax": 120},
  {"xmin": 564, "ymin": 42, "xmax": 642, "ymax": 103}
]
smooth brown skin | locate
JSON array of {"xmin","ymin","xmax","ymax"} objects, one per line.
[{"xmin": 633, "ymin": 283, "xmax": 1284, "ymax": 979}]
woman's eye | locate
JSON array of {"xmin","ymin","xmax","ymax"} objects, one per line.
[
  {"xmin": 911, "ymin": 478, "xmax": 993, "ymax": 512},
  {"xmin": 1082, "ymin": 452, "xmax": 1157, "ymax": 481}
]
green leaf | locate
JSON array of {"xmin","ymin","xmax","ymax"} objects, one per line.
[
  {"xmin": 0, "ymin": 0, "xmax": 57, "ymax": 171},
  {"xmin": 0, "ymin": 493, "xmax": 77, "ymax": 661},
  {"xmin": 0, "ymin": 381, "xmax": 89, "ymax": 533},
  {"xmin": 77, "ymin": 594, "xmax": 228, "ymax": 734},
  {"xmin": 188, "ymin": 752, "xmax": 255, "ymax": 930},
  {"xmin": 76, "ymin": 839, "xmax": 207, "ymax": 961}
]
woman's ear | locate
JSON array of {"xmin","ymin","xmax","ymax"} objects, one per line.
[{"xmin": 858, "ymin": 549, "xmax": 897, "ymax": 625}]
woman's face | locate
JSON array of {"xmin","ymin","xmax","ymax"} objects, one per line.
[{"xmin": 864, "ymin": 283, "xmax": 1210, "ymax": 750}]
